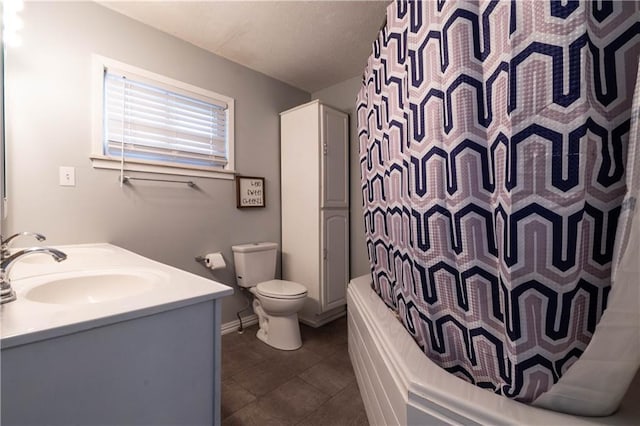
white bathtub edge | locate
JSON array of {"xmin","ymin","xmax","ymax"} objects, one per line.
[{"xmin": 346, "ymin": 274, "xmax": 640, "ymax": 425}]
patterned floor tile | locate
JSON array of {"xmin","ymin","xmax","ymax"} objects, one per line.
[
  {"xmin": 221, "ymin": 379, "xmax": 256, "ymax": 420},
  {"xmin": 297, "ymin": 382, "xmax": 369, "ymax": 426},
  {"xmin": 221, "ymin": 316, "xmax": 369, "ymax": 425}
]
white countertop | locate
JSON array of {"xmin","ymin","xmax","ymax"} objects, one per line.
[{"xmin": 1, "ymin": 243, "xmax": 233, "ymax": 348}]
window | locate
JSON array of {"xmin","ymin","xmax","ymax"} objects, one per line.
[{"xmin": 92, "ymin": 56, "xmax": 235, "ymax": 179}]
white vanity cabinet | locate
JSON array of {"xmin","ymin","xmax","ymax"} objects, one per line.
[
  {"xmin": 280, "ymin": 100, "xmax": 349, "ymax": 327},
  {"xmin": 0, "ymin": 244, "xmax": 233, "ymax": 425}
]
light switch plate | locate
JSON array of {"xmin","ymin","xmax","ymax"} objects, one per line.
[{"xmin": 59, "ymin": 166, "xmax": 76, "ymax": 186}]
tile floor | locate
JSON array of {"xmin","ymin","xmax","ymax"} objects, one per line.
[{"xmin": 221, "ymin": 315, "xmax": 369, "ymax": 425}]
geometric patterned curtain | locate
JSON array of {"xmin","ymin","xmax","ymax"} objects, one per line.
[{"xmin": 357, "ymin": 0, "xmax": 640, "ymax": 409}]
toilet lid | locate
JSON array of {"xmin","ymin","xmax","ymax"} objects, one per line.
[{"xmin": 257, "ymin": 280, "xmax": 308, "ymax": 299}]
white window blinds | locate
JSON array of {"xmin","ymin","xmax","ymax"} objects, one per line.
[{"xmin": 104, "ymin": 69, "xmax": 229, "ymax": 168}]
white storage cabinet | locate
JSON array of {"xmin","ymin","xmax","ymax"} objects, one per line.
[{"xmin": 280, "ymin": 100, "xmax": 349, "ymax": 327}]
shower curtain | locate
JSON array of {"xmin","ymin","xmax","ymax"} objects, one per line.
[{"xmin": 357, "ymin": 0, "xmax": 640, "ymax": 415}]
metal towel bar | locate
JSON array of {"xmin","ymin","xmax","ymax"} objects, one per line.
[{"xmin": 120, "ymin": 175, "xmax": 197, "ymax": 188}]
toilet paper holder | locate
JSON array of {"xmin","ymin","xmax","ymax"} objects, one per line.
[{"xmin": 195, "ymin": 252, "xmax": 227, "ymax": 270}]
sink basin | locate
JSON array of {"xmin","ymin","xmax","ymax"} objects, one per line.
[{"xmin": 25, "ymin": 271, "xmax": 155, "ymax": 305}]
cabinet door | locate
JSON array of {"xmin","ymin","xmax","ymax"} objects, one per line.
[
  {"xmin": 321, "ymin": 106, "xmax": 349, "ymax": 208},
  {"xmin": 321, "ymin": 209, "xmax": 349, "ymax": 311}
]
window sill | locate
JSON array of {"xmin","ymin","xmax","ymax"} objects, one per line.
[{"xmin": 90, "ymin": 155, "xmax": 236, "ymax": 181}]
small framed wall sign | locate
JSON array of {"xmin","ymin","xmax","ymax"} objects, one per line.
[{"xmin": 236, "ymin": 176, "xmax": 265, "ymax": 208}]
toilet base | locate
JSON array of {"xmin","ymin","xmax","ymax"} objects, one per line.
[{"xmin": 255, "ymin": 313, "xmax": 302, "ymax": 351}]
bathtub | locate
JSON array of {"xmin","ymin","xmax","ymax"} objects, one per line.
[{"xmin": 347, "ymin": 274, "xmax": 640, "ymax": 425}]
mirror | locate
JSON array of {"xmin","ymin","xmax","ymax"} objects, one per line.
[{"xmin": 1, "ymin": 7, "xmax": 5, "ymax": 234}]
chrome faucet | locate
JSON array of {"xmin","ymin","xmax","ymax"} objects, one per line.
[
  {"xmin": 0, "ymin": 247, "xmax": 67, "ymax": 304},
  {"xmin": 1, "ymin": 232, "xmax": 47, "ymax": 260}
]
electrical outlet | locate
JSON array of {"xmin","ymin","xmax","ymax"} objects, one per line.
[{"xmin": 59, "ymin": 166, "xmax": 76, "ymax": 186}]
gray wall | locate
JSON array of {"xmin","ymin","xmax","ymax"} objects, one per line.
[
  {"xmin": 312, "ymin": 76, "xmax": 369, "ymax": 279},
  {"xmin": 4, "ymin": 2, "xmax": 309, "ymax": 323}
]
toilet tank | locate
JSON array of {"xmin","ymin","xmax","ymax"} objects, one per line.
[{"xmin": 231, "ymin": 242, "xmax": 278, "ymax": 288}]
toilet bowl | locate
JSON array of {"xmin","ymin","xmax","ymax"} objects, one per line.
[
  {"xmin": 251, "ymin": 280, "xmax": 307, "ymax": 350},
  {"xmin": 232, "ymin": 243, "xmax": 308, "ymax": 350}
]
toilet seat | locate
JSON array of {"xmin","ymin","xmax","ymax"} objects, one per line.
[{"xmin": 256, "ymin": 279, "xmax": 307, "ymax": 299}]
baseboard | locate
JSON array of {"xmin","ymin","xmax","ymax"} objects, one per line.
[
  {"xmin": 299, "ymin": 306, "xmax": 346, "ymax": 328},
  {"xmin": 222, "ymin": 306, "xmax": 345, "ymax": 334},
  {"xmin": 220, "ymin": 314, "xmax": 258, "ymax": 335}
]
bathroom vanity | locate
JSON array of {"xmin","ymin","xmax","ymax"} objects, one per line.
[{"xmin": 0, "ymin": 243, "xmax": 233, "ymax": 425}]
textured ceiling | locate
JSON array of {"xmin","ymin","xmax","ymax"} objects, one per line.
[{"xmin": 97, "ymin": 1, "xmax": 389, "ymax": 93}]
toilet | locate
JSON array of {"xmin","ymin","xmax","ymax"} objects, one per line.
[{"xmin": 231, "ymin": 242, "xmax": 308, "ymax": 350}]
